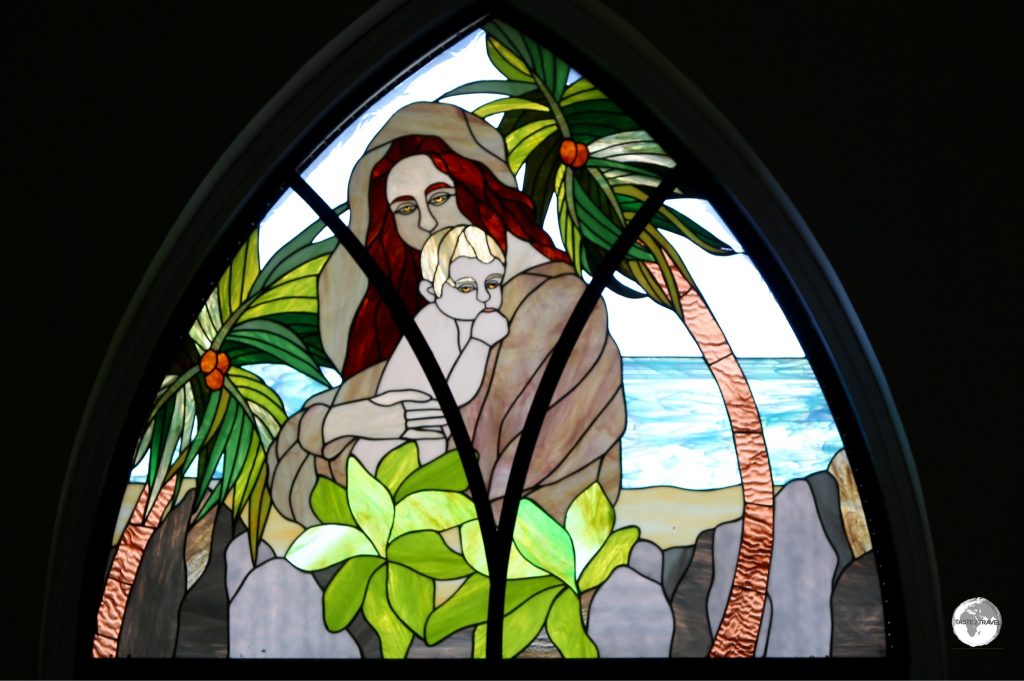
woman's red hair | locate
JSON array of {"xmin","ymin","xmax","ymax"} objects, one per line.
[{"xmin": 341, "ymin": 134, "xmax": 569, "ymax": 380}]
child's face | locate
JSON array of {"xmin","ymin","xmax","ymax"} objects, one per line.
[{"xmin": 434, "ymin": 256, "xmax": 504, "ymax": 321}]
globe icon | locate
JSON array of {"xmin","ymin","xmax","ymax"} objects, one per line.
[{"xmin": 951, "ymin": 597, "xmax": 1001, "ymax": 647}]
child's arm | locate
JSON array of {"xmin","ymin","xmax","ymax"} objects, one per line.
[{"xmin": 447, "ymin": 310, "xmax": 508, "ymax": 405}]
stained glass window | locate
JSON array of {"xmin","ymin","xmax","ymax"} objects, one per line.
[{"xmin": 66, "ymin": 14, "xmax": 914, "ymax": 671}]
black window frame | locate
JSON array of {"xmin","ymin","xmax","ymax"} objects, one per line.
[{"xmin": 42, "ymin": 1, "xmax": 944, "ymax": 677}]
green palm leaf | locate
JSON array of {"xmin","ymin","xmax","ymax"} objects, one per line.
[{"xmin": 128, "ymin": 203, "xmax": 346, "ymax": 556}]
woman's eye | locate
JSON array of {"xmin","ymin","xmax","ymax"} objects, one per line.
[
  {"xmin": 394, "ymin": 204, "xmax": 416, "ymax": 215},
  {"xmin": 428, "ymin": 192, "xmax": 451, "ymax": 206},
  {"xmin": 458, "ymin": 285, "xmax": 475, "ymax": 293},
  {"xmin": 486, "ymin": 282, "xmax": 499, "ymax": 289}
]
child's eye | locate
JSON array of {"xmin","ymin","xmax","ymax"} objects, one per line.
[
  {"xmin": 428, "ymin": 192, "xmax": 451, "ymax": 206},
  {"xmin": 394, "ymin": 204, "xmax": 416, "ymax": 215}
]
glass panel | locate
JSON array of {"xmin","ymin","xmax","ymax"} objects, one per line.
[{"xmin": 93, "ymin": 19, "xmax": 883, "ymax": 662}]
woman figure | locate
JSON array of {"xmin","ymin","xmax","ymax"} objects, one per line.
[{"xmin": 268, "ymin": 102, "xmax": 625, "ymax": 525}]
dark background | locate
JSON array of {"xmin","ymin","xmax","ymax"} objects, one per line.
[{"xmin": 7, "ymin": 2, "xmax": 1019, "ymax": 677}]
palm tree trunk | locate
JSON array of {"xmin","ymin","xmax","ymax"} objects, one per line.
[
  {"xmin": 644, "ymin": 261, "xmax": 774, "ymax": 658},
  {"xmin": 93, "ymin": 478, "xmax": 177, "ymax": 658}
]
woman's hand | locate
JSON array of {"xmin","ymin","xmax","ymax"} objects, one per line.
[{"xmin": 323, "ymin": 390, "xmax": 447, "ymax": 446}]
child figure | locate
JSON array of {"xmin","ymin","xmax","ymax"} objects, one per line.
[{"xmin": 351, "ymin": 225, "xmax": 509, "ymax": 470}]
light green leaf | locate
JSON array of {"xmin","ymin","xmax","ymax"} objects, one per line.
[
  {"xmin": 237, "ymin": 295, "xmax": 317, "ymax": 323},
  {"xmin": 473, "ymin": 624, "xmax": 487, "ymax": 659},
  {"xmin": 486, "ymin": 36, "xmax": 533, "ymax": 83},
  {"xmin": 565, "ymin": 482, "xmax": 614, "ymax": 578},
  {"xmin": 391, "ymin": 491, "xmax": 476, "ymax": 539},
  {"xmin": 247, "ymin": 464, "xmax": 271, "ymax": 563},
  {"xmin": 363, "ymin": 566, "xmax": 413, "ymax": 659},
  {"xmin": 502, "ymin": 586, "xmax": 563, "ymax": 658},
  {"xmin": 506, "ymin": 118, "xmax": 558, "ymax": 174},
  {"xmin": 560, "ymin": 78, "xmax": 605, "ymax": 107},
  {"xmin": 513, "ymin": 500, "xmax": 577, "ymax": 592},
  {"xmin": 578, "ymin": 526, "xmax": 640, "ymax": 592},
  {"xmin": 285, "ymin": 524, "xmax": 377, "ymax": 571},
  {"xmin": 387, "ymin": 563, "xmax": 434, "ymax": 638},
  {"xmin": 474, "ymin": 97, "xmax": 549, "ymax": 118},
  {"xmin": 505, "ymin": 576, "xmax": 562, "ymax": 612},
  {"xmin": 546, "ymin": 588, "xmax": 598, "ymax": 658},
  {"xmin": 246, "ymin": 274, "xmax": 318, "ymax": 306},
  {"xmin": 323, "ymin": 555, "xmax": 383, "ymax": 631},
  {"xmin": 376, "ymin": 442, "xmax": 420, "ymax": 496},
  {"xmin": 387, "ymin": 531, "xmax": 473, "ymax": 580},
  {"xmin": 233, "ymin": 449, "xmax": 266, "ymax": 520},
  {"xmin": 424, "ymin": 573, "xmax": 489, "ymax": 645},
  {"xmin": 460, "ymin": 520, "xmax": 546, "ymax": 578},
  {"xmin": 310, "ymin": 477, "xmax": 356, "ymax": 525},
  {"xmin": 217, "ymin": 229, "xmax": 260, "ymax": 319},
  {"xmin": 347, "ymin": 456, "xmax": 395, "ymax": 556},
  {"xmin": 394, "ymin": 450, "xmax": 468, "ymax": 502},
  {"xmin": 459, "ymin": 520, "xmax": 489, "ymax": 575}
]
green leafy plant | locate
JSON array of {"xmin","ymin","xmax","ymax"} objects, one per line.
[
  {"xmin": 287, "ymin": 441, "xmax": 637, "ymax": 659},
  {"xmin": 447, "ymin": 482, "xmax": 638, "ymax": 658},
  {"xmin": 286, "ymin": 444, "xmax": 478, "ymax": 658}
]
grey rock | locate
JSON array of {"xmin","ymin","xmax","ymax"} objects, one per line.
[
  {"xmin": 628, "ymin": 540, "xmax": 663, "ymax": 583},
  {"xmin": 225, "ymin": 532, "xmax": 274, "ymax": 601},
  {"xmin": 707, "ymin": 479, "xmax": 839, "ymax": 657},
  {"xmin": 764, "ymin": 479, "xmax": 837, "ymax": 657},
  {"xmin": 407, "ymin": 629, "xmax": 474, "ymax": 658},
  {"xmin": 662, "ymin": 545, "xmax": 694, "ymax": 601},
  {"xmin": 229, "ymin": 558, "xmax": 360, "ymax": 658},
  {"xmin": 348, "ymin": 612, "xmax": 382, "ymax": 659},
  {"xmin": 588, "ymin": 566, "xmax": 673, "ymax": 657},
  {"xmin": 118, "ymin": 490, "xmax": 192, "ymax": 657},
  {"xmin": 313, "ymin": 566, "xmax": 382, "ymax": 658},
  {"xmin": 313, "ymin": 563, "xmax": 342, "ymax": 591},
  {"xmin": 517, "ymin": 626, "xmax": 559, "ymax": 658},
  {"xmin": 758, "ymin": 594, "xmax": 773, "ymax": 657},
  {"xmin": 831, "ymin": 552, "xmax": 885, "ymax": 656},
  {"xmin": 670, "ymin": 531, "xmax": 712, "ymax": 656},
  {"xmin": 808, "ymin": 470, "xmax": 854, "ymax": 585},
  {"xmin": 175, "ymin": 506, "xmax": 234, "ymax": 657}
]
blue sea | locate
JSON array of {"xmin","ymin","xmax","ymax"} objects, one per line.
[
  {"xmin": 619, "ymin": 357, "xmax": 843, "ymax": 490},
  {"xmin": 133, "ymin": 357, "xmax": 843, "ymax": 489}
]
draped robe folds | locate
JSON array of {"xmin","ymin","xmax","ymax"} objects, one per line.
[{"xmin": 267, "ymin": 259, "xmax": 624, "ymax": 525}]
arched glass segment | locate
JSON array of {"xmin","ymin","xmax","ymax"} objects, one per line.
[{"xmin": 57, "ymin": 12, "xmax": 929, "ymax": 674}]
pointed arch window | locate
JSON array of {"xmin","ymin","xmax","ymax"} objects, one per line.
[{"xmin": 44, "ymin": 4, "xmax": 942, "ymax": 676}]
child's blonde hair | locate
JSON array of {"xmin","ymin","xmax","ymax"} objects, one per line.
[{"xmin": 420, "ymin": 225, "xmax": 505, "ymax": 295}]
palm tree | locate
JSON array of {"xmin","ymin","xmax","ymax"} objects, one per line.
[
  {"xmin": 94, "ymin": 207, "xmax": 347, "ymax": 656},
  {"xmin": 443, "ymin": 20, "xmax": 774, "ymax": 656}
]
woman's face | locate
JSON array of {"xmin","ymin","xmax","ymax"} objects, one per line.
[{"xmin": 386, "ymin": 154, "xmax": 471, "ymax": 250}]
